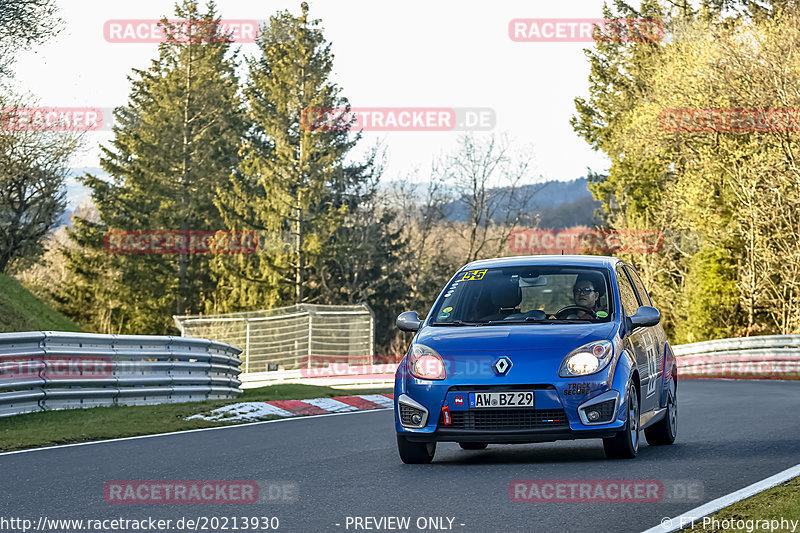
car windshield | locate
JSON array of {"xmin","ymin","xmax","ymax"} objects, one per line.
[{"xmin": 431, "ymin": 266, "xmax": 613, "ymax": 325}]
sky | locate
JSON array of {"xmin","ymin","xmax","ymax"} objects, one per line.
[{"xmin": 11, "ymin": 0, "xmax": 612, "ymax": 187}]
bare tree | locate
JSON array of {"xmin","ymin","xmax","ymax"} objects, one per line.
[
  {"xmin": 0, "ymin": 95, "xmax": 80, "ymax": 272},
  {"xmin": 0, "ymin": 0, "xmax": 62, "ymax": 76},
  {"xmin": 386, "ymin": 169, "xmax": 453, "ymax": 309},
  {"xmin": 436, "ymin": 134, "xmax": 539, "ymax": 263}
]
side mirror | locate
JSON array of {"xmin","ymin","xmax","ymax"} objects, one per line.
[
  {"xmin": 396, "ymin": 311, "xmax": 422, "ymax": 332},
  {"xmin": 629, "ymin": 306, "xmax": 660, "ymax": 329}
]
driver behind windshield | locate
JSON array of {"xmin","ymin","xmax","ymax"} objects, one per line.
[{"xmin": 568, "ymin": 274, "xmax": 605, "ymax": 320}]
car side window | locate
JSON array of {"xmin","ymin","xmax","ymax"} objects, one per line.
[
  {"xmin": 615, "ymin": 266, "xmax": 640, "ymax": 317},
  {"xmin": 625, "ymin": 264, "xmax": 652, "ymax": 306}
]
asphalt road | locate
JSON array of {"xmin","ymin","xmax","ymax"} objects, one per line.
[{"xmin": 1, "ymin": 380, "xmax": 799, "ymax": 533}]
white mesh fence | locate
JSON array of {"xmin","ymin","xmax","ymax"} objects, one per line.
[{"xmin": 173, "ymin": 304, "xmax": 374, "ymax": 372}]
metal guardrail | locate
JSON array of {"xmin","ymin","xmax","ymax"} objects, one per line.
[
  {"xmin": 0, "ymin": 332, "xmax": 242, "ymax": 417},
  {"xmin": 236, "ymin": 335, "xmax": 800, "ymax": 387},
  {"xmin": 675, "ymin": 335, "xmax": 800, "ymax": 379}
]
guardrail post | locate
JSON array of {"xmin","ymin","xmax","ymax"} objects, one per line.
[
  {"xmin": 367, "ymin": 303, "xmax": 375, "ymax": 365},
  {"xmin": 307, "ymin": 312, "xmax": 313, "ymax": 370},
  {"xmin": 245, "ymin": 319, "xmax": 250, "ymax": 374}
]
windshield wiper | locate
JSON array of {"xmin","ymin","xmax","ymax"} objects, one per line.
[
  {"xmin": 431, "ymin": 320, "xmax": 482, "ymax": 326},
  {"xmin": 479, "ymin": 318, "xmax": 592, "ymax": 325},
  {"xmin": 483, "ymin": 320, "xmax": 535, "ymax": 325}
]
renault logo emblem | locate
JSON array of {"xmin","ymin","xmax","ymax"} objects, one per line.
[{"xmin": 494, "ymin": 357, "xmax": 511, "ymax": 375}]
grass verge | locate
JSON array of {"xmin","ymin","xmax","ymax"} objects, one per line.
[
  {"xmin": 0, "ymin": 384, "xmax": 392, "ymax": 452},
  {"xmin": 0, "ymin": 273, "xmax": 82, "ymax": 333},
  {"xmin": 690, "ymin": 476, "xmax": 800, "ymax": 532}
]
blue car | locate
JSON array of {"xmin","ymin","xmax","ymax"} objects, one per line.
[{"xmin": 394, "ymin": 255, "xmax": 678, "ymax": 463}]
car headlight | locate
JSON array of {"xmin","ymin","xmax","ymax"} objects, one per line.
[
  {"xmin": 408, "ymin": 343, "xmax": 446, "ymax": 380},
  {"xmin": 559, "ymin": 340, "xmax": 613, "ymax": 377}
]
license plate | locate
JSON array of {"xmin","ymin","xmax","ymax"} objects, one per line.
[{"xmin": 469, "ymin": 391, "xmax": 534, "ymax": 408}]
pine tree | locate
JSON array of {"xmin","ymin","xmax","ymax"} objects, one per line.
[
  {"xmin": 215, "ymin": 2, "xmax": 360, "ymax": 308},
  {"xmin": 62, "ymin": 0, "xmax": 245, "ymax": 333}
]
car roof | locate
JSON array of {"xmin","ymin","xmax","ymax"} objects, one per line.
[{"xmin": 461, "ymin": 255, "xmax": 620, "ymax": 271}]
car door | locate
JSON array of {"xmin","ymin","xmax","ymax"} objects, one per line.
[
  {"xmin": 624, "ymin": 263, "xmax": 668, "ymax": 411},
  {"xmin": 614, "ymin": 264, "xmax": 656, "ymax": 414},
  {"xmin": 624, "ymin": 264, "xmax": 666, "ymax": 411}
]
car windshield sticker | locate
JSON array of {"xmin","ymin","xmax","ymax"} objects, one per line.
[
  {"xmin": 596, "ymin": 311, "xmax": 608, "ymax": 318},
  {"xmin": 443, "ymin": 307, "xmax": 453, "ymax": 313},
  {"xmin": 460, "ymin": 269, "xmax": 487, "ymax": 281}
]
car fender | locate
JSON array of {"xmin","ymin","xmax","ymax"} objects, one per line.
[
  {"xmin": 611, "ymin": 349, "xmax": 638, "ymax": 423},
  {"xmin": 395, "ymin": 356, "xmax": 408, "ymax": 396}
]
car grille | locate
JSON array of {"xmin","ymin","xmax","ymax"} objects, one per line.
[{"xmin": 441, "ymin": 408, "xmax": 569, "ymax": 431}]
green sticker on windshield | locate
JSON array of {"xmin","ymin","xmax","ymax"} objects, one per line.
[{"xmin": 596, "ymin": 311, "xmax": 608, "ymax": 318}]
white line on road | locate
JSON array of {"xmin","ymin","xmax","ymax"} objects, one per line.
[{"xmin": 642, "ymin": 463, "xmax": 800, "ymax": 533}]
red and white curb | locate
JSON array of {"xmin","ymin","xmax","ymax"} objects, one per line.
[{"xmin": 187, "ymin": 394, "xmax": 394, "ymax": 423}]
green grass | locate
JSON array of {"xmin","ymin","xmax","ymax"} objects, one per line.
[
  {"xmin": 0, "ymin": 384, "xmax": 391, "ymax": 452},
  {"xmin": 0, "ymin": 272, "xmax": 82, "ymax": 333},
  {"xmin": 690, "ymin": 477, "xmax": 800, "ymax": 532}
]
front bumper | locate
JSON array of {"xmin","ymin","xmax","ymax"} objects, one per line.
[
  {"xmin": 406, "ymin": 427, "xmax": 618, "ymax": 443},
  {"xmin": 394, "ymin": 355, "xmax": 633, "ymax": 443}
]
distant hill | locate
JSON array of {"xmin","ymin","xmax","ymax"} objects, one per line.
[
  {"xmin": 0, "ymin": 273, "xmax": 82, "ymax": 333},
  {"xmin": 61, "ymin": 171, "xmax": 601, "ymax": 230},
  {"xmin": 443, "ymin": 177, "xmax": 601, "ymax": 228}
]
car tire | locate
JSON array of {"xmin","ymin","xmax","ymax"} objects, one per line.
[
  {"xmin": 603, "ymin": 383, "xmax": 639, "ymax": 459},
  {"xmin": 458, "ymin": 442, "xmax": 488, "ymax": 450},
  {"xmin": 645, "ymin": 375, "xmax": 677, "ymax": 446},
  {"xmin": 397, "ymin": 435, "xmax": 436, "ymax": 464}
]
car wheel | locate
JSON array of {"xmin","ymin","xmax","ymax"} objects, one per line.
[
  {"xmin": 645, "ymin": 375, "xmax": 677, "ymax": 445},
  {"xmin": 603, "ymin": 383, "xmax": 639, "ymax": 459},
  {"xmin": 397, "ymin": 435, "xmax": 436, "ymax": 464},
  {"xmin": 458, "ymin": 442, "xmax": 488, "ymax": 450}
]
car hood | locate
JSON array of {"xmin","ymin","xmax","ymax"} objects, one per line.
[
  {"xmin": 415, "ymin": 322, "xmax": 615, "ymax": 353},
  {"xmin": 412, "ymin": 322, "xmax": 617, "ymax": 384}
]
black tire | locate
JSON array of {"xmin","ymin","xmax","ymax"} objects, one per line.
[
  {"xmin": 603, "ymin": 383, "xmax": 640, "ymax": 459},
  {"xmin": 458, "ymin": 442, "xmax": 488, "ymax": 450},
  {"xmin": 645, "ymin": 375, "xmax": 677, "ymax": 446},
  {"xmin": 397, "ymin": 435, "xmax": 436, "ymax": 464}
]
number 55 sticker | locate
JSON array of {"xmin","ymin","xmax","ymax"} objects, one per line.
[
  {"xmin": 460, "ymin": 269, "xmax": 487, "ymax": 281},
  {"xmin": 643, "ymin": 331, "xmax": 659, "ymax": 398}
]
